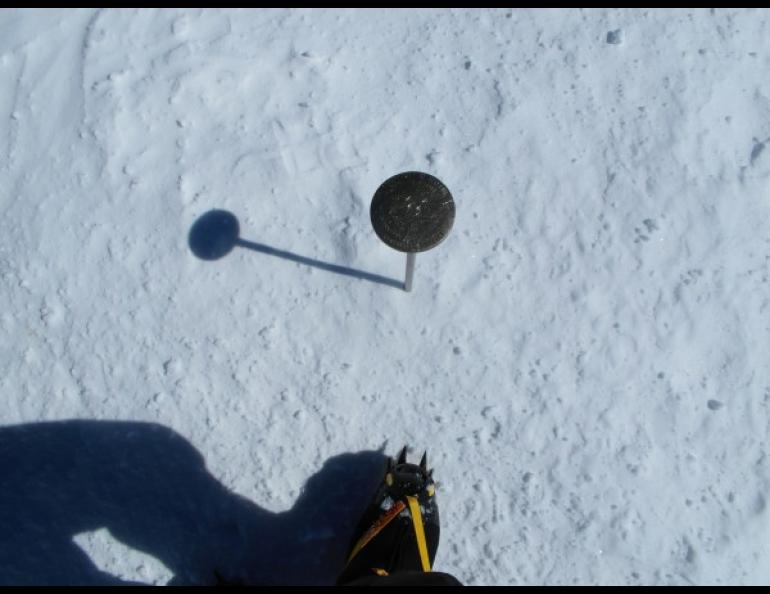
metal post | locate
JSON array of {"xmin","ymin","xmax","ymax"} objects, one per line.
[
  {"xmin": 370, "ymin": 172, "xmax": 454, "ymax": 294},
  {"xmin": 404, "ymin": 252, "xmax": 416, "ymax": 292}
]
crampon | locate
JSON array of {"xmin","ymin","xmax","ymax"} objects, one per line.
[{"xmin": 336, "ymin": 446, "xmax": 459, "ymax": 586}]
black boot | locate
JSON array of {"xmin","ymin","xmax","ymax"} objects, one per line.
[{"xmin": 336, "ymin": 447, "xmax": 460, "ymax": 585}]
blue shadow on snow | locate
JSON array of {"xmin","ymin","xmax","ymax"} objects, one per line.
[
  {"xmin": 188, "ymin": 209, "xmax": 403, "ymax": 289},
  {"xmin": 0, "ymin": 420, "xmax": 387, "ymax": 585}
]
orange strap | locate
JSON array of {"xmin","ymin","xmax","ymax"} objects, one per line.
[{"xmin": 346, "ymin": 500, "xmax": 407, "ymax": 564}]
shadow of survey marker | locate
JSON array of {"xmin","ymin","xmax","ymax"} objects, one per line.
[{"xmin": 188, "ymin": 210, "xmax": 240, "ymax": 260}]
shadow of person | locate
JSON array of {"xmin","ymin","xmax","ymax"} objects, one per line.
[{"xmin": 0, "ymin": 420, "xmax": 387, "ymax": 585}]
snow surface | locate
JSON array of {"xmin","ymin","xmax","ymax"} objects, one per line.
[{"xmin": 1, "ymin": 7, "xmax": 770, "ymax": 586}]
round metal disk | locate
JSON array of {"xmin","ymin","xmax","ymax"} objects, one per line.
[{"xmin": 370, "ymin": 171, "xmax": 455, "ymax": 253}]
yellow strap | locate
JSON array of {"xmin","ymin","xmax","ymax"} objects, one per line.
[{"xmin": 406, "ymin": 495, "xmax": 431, "ymax": 572}]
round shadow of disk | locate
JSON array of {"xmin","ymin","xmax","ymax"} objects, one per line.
[{"xmin": 188, "ymin": 210, "xmax": 240, "ymax": 260}]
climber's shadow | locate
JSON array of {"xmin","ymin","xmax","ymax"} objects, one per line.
[{"xmin": 0, "ymin": 420, "xmax": 386, "ymax": 585}]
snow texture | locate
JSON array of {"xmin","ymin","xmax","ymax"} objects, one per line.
[{"xmin": 1, "ymin": 7, "xmax": 770, "ymax": 586}]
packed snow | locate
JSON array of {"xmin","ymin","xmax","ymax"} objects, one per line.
[{"xmin": 1, "ymin": 8, "xmax": 769, "ymax": 585}]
